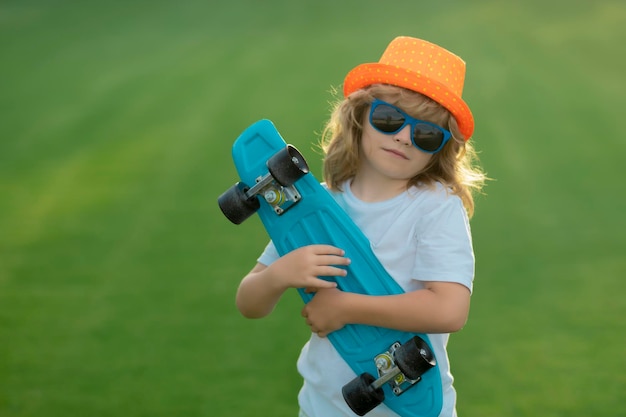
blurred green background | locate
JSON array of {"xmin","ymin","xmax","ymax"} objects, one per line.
[{"xmin": 1, "ymin": 1, "xmax": 624, "ymax": 416}]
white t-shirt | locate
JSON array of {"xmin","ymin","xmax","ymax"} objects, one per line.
[{"xmin": 258, "ymin": 181, "xmax": 475, "ymax": 417}]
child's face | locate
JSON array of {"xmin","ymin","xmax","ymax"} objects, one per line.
[{"xmin": 358, "ymin": 111, "xmax": 433, "ymax": 184}]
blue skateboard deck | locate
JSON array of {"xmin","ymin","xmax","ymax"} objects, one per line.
[{"xmin": 224, "ymin": 119, "xmax": 443, "ymax": 417}]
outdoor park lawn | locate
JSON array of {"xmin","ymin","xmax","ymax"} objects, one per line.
[{"xmin": 1, "ymin": 1, "xmax": 624, "ymax": 416}]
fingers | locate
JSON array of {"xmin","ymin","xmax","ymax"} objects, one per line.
[
  {"xmin": 317, "ymin": 255, "xmax": 351, "ymax": 269},
  {"xmin": 307, "ymin": 246, "xmax": 351, "ymax": 267},
  {"xmin": 274, "ymin": 245, "xmax": 350, "ymax": 290},
  {"xmin": 303, "ymin": 277, "xmax": 339, "ymax": 294},
  {"xmin": 310, "ymin": 244, "xmax": 347, "ymax": 256},
  {"xmin": 316, "ymin": 265, "xmax": 348, "ymax": 278},
  {"xmin": 294, "ymin": 245, "xmax": 351, "ymax": 265},
  {"xmin": 303, "ymin": 246, "xmax": 351, "ymax": 278},
  {"xmin": 302, "ymin": 303, "xmax": 334, "ymax": 338},
  {"xmin": 301, "ymin": 308, "xmax": 327, "ymax": 338}
]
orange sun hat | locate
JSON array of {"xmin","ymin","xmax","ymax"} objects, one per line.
[{"xmin": 343, "ymin": 36, "xmax": 474, "ymax": 140}]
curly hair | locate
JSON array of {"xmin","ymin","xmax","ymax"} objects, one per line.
[{"xmin": 320, "ymin": 84, "xmax": 486, "ymax": 217}]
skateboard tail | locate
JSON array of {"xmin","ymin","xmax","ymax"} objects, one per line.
[{"xmin": 232, "ymin": 119, "xmax": 285, "ymax": 184}]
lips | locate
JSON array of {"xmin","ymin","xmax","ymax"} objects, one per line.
[{"xmin": 383, "ymin": 148, "xmax": 409, "ymax": 160}]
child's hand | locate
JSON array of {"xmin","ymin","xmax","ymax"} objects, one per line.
[
  {"xmin": 267, "ymin": 245, "xmax": 350, "ymax": 291},
  {"xmin": 301, "ymin": 287, "xmax": 348, "ymax": 337}
]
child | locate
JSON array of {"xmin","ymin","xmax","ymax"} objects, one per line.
[{"xmin": 235, "ymin": 36, "xmax": 486, "ymax": 417}]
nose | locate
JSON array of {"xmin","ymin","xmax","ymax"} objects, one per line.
[{"xmin": 393, "ymin": 125, "xmax": 412, "ymax": 146}]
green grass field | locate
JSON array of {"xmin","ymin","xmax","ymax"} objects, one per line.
[{"xmin": 1, "ymin": 1, "xmax": 625, "ymax": 416}]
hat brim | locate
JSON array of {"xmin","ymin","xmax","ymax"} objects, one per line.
[{"xmin": 343, "ymin": 63, "xmax": 474, "ymax": 140}]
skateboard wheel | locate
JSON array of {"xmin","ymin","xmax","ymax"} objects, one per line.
[
  {"xmin": 267, "ymin": 145, "xmax": 309, "ymax": 186},
  {"xmin": 217, "ymin": 182, "xmax": 261, "ymax": 224},
  {"xmin": 342, "ymin": 372, "xmax": 384, "ymax": 416},
  {"xmin": 393, "ymin": 336, "xmax": 436, "ymax": 381}
]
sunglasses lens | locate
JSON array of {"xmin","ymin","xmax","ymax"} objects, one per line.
[
  {"xmin": 371, "ymin": 104, "xmax": 405, "ymax": 133},
  {"xmin": 413, "ymin": 124, "xmax": 444, "ymax": 152}
]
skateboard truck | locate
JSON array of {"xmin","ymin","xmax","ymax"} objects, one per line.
[
  {"xmin": 374, "ymin": 342, "xmax": 422, "ymax": 396},
  {"xmin": 342, "ymin": 336, "xmax": 436, "ymax": 416},
  {"xmin": 218, "ymin": 145, "xmax": 309, "ymax": 224},
  {"xmin": 244, "ymin": 171, "xmax": 302, "ymax": 216}
]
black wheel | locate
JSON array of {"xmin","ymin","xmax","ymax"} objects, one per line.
[
  {"xmin": 394, "ymin": 336, "xmax": 436, "ymax": 381},
  {"xmin": 267, "ymin": 145, "xmax": 309, "ymax": 186},
  {"xmin": 342, "ymin": 373, "xmax": 385, "ymax": 416},
  {"xmin": 217, "ymin": 182, "xmax": 260, "ymax": 224}
]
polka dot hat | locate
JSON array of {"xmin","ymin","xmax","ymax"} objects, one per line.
[{"xmin": 343, "ymin": 36, "xmax": 474, "ymax": 140}]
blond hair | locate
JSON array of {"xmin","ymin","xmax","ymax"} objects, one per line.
[{"xmin": 320, "ymin": 85, "xmax": 486, "ymax": 217}]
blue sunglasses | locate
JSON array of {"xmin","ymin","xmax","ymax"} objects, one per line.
[{"xmin": 369, "ymin": 98, "xmax": 451, "ymax": 154}]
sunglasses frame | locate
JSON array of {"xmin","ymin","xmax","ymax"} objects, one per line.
[{"xmin": 369, "ymin": 98, "xmax": 452, "ymax": 154}]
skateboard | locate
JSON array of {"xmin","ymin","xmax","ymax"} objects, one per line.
[{"xmin": 218, "ymin": 119, "xmax": 443, "ymax": 417}]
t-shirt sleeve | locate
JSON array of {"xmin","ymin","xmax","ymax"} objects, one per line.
[
  {"xmin": 411, "ymin": 196, "xmax": 475, "ymax": 292},
  {"xmin": 257, "ymin": 240, "xmax": 280, "ymax": 266}
]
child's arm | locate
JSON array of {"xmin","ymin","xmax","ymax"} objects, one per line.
[
  {"xmin": 301, "ymin": 282, "xmax": 470, "ymax": 337},
  {"xmin": 236, "ymin": 245, "xmax": 351, "ymax": 319}
]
